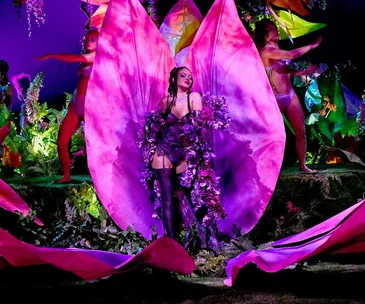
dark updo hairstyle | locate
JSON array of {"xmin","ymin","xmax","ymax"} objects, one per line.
[
  {"xmin": 86, "ymin": 28, "xmax": 99, "ymax": 36},
  {"xmin": 0, "ymin": 60, "xmax": 9, "ymax": 85},
  {"xmin": 253, "ymin": 18, "xmax": 277, "ymax": 49},
  {"xmin": 167, "ymin": 66, "xmax": 193, "ymax": 108}
]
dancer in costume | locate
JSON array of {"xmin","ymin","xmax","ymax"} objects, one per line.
[
  {"xmin": 35, "ymin": 29, "xmax": 99, "ymax": 183},
  {"xmin": 254, "ymin": 19, "xmax": 321, "ymax": 173},
  {"xmin": 0, "ymin": 60, "xmax": 12, "ymax": 110},
  {"xmin": 139, "ymin": 66, "xmax": 227, "ymax": 250},
  {"xmin": 0, "ymin": 60, "xmax": 13, "ymax": 144}
]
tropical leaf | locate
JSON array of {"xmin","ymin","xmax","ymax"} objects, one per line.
[
  {"xmin": 276, "ymin": 9, "xmax": 327, "ymax": 40},
  {"xmin": 268, "ymin": 0, "xmax": 311, "ymax": 17}
]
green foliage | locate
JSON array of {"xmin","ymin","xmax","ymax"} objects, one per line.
[
  {"xmin": 7, "ymin": 185, "xmax": 151, "ymax": 256},
  {"xmin": 17, "ymin": 209, "xmax": 39, "ymax": 227},
  {"xmin": 67, "ymin": 183, "xmax": 101, "ymax": 219},
  {"xmin": 306, "ymin": 150, "xmax": 327, "ymax": 165},
  {"xmin": 14, "ymin": 118, "xmax": 62, "ymax": 176},
  {"xmin": 194, "ymin": 251, "xmax": 226, "ymax": 277},
  {"xmin": 0, "ymin": 105, "xmax": 12, "ymax": 127},
  {"xmin": 1, "ymin": 74, "xmax": 86, "ymax": 177}
]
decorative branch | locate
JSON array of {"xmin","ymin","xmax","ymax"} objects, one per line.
[{"xmin": 13, "ymin": 0, "xmax": 46, "ymax": 37}]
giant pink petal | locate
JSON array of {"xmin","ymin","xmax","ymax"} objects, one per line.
[
  {"xmin": 273, "ymin": 200, "xmax": 363, "ymax": 246},
  {"xmin": 85, "ymin": 0, "xmax": 175, "ymax": 238},
  {"xmin": 331, "ymin": 233, "xmax": 365, "ymax": 254},
  {"xmin": 224, "ymin": 199, "xmax": 365, "ymax": 286},
  {"xmin": 183, "ymin": 0, "xmax": 286, "ymax": 236},
  {"xmin": 0, "ymin": 179, "xmax": 43, "ymax": 226},
  {"xmin": 81, "ymin": 0, "xmax": 109, "ymax": 5},
  {"xmin": 0, "ymin": 229, "xmax": 195, "ymax": 280}
]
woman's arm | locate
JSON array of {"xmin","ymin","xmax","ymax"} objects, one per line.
[
  {"xmin": 159, "ymin": 96, "xmax": 169, "ymax": 112},
  {"xmin": 290, "ymin": 64, "xmax": 319, "ymax": 77},
  {"xmin": 34, "ymin": 52, "xmax": 95, "ymax": 63},
  {"xmin": 262, "ymin": 37, "xmax": 322, "ymax": 60},
  {"xmin": 190, "ymin": 92, "xmax": 202, "ymax": 111}
]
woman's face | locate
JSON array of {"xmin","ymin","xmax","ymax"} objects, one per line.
[
  {"xmin": 0, "ymin": 73, "xmax": 4, "ymax": 83},
  {"xmin": 265, "ymin": 23, "xmax": 279, "ymax": 43},
  {"xmin": 177, "ymin": 68, "xmax": 193, "ymax": 90},
  {"xmin": 84, "ymin": 32, "xmax": 99, "ymax": 53}
]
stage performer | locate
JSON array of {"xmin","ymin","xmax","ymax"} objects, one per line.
[
  {"xmin": 0, "ymin": 60, "xmax": 12, "ymax": 110},
  {"xmin": 35, "ymin": 29, "xmax": 99, "ymax": 183},
  {"xmin": 139, "ymin": 66, "xmax": 228, "ymax": 250},
  {"xmin": 254, "ymin": 19, "xmax": 321, "ymax": 173},
  {"xmin": 0, "ymin": 60, "xmax": 13, "ymax": 145}
]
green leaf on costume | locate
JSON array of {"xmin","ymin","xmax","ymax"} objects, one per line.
[{"xmin": 276, "ymin": 10, "xmax": 327, "ymax": 40}]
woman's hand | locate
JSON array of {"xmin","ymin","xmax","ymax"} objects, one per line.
[
  {"xmin": 305, "ymin": 63, "xmax": 319, "ymax": 75},
  {"xmin": 34, "ymin": 54, "xmax": 51, "ymax": 62}
]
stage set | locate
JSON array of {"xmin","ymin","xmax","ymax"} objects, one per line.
[{"xmin": 1, "ymin": 0, "xmax": 365, "ymax": 301}]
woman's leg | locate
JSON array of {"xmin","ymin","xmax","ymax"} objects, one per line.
[
  {"xmin": 151, "ymin": 154, "xmax": 178, "ymax": 239},
  {"xmin": 285, "ymin": 95, "xmax": 316, "ymax": 173},
  {"xmin": 57, "ymin": 105, "xmax": 80, "ymax": 183}
]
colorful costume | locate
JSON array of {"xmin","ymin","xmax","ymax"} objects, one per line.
[
  {"xmin": 139, "ymin": 92, "xmax": 229, "ymax": 248},
  {"xmin": 0, "ymin": 82, "xmax": 11, "ymax": 109},
  {"xmin": 264, "ymin": 60, "xmax": 295, "ymax": 110},
  {"xmin": 0, "ymin": 82, "xmax": 11, "ymax": 128},
  {"xmin": 70, "ymin": 64, "xmax": 93, "ymax": 119}
]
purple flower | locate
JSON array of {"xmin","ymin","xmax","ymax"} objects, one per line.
[
  {"xmin": 73, "ymin": 147, "xmax": 85, "ymax": 157},
  {"xmin": 198, "ymin": 170, "xmax": 209, "ymax": 177}
]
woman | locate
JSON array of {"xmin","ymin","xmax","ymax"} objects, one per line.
[
  {"xmin": 0, "ymin": 60, "xmax": 12, "ymax": 145},
  {"xmin": 0, "ymin": 60, "xmax": 12, "ymax": 110},
  {"xmin": 35, "ymin": 29, "xmax": 99, "ymax": 183},
  {"xmin": 140, "ymin": 66, "xmax": 227, "ymax": 250},
  {"xmin": 254, "ymin": 19, "xmax": 322, "ymax": 173}
]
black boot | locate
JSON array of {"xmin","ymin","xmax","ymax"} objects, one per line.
[{"xmin": 153, "ymin": 168, "xmax": 178, "ymax": 239}]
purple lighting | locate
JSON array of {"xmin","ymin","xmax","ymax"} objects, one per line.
[{"xmin": 0, "ymin": 1, "xmax": 90, "ymax": 111}]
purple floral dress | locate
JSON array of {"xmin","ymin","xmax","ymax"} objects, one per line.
[{"xmin": 138, "ymin": 93, "xmax": 231, "ymax": 250}]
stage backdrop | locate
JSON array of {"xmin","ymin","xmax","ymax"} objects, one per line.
[
  {"xmin": 1, "ymin": 0, "xmax": 365, "ymax": 112},
  {"xmin": 0, "ymin": 1, "xmax": 90, "ymax": 112}
]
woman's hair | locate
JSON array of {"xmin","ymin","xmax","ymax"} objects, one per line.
[
  {"xmin": 86, "ymin": 28, "xmax": 99, "ymax": 37},
  {"xmin": 0, "ymin": 60, "xmax": 9, "ymax": 85},
  {"xmin": 253, "ymin": 18, "xmax": 277, "ymax": 48},
  {"xmin": 167, "ymin": 66, "xmax": 194, "ymax": 109}
]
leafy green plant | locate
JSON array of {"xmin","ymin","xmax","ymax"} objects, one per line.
[
  {"xmin": 7, "ymin": 183, "xmax": 151, "ymax": 256},
  {"xmin": 1, "ymin": 73, "xmax": 86, "ymax": 177},
  {"xmin": 194, "ymin": 250, "xmax": 226, "ymax": 277},
  {"xmin": 66, "ymin": 182, "xmax": 101, "ymax": 219}
]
